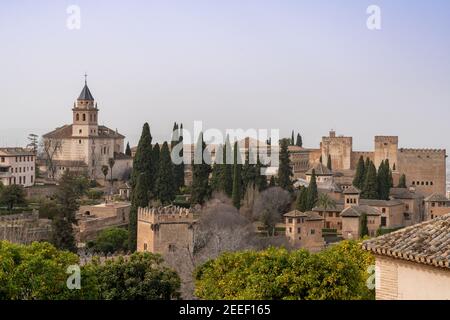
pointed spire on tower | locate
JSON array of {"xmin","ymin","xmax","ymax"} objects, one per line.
[{"xmin": 78, "ymin": 73, "xmax": 94, "ymax": 100}]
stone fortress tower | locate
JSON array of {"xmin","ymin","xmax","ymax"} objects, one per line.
[
  {"xmin": 311, "ymin": 131, "xmax": 446, "ymax": 196},
  {"xmin": 137, "ymin": 206, "xmax": 196, "ymax": 255}
]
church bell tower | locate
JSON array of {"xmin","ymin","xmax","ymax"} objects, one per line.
[{"xmin": 72, "ymin": 74, "xmax": 99, "ymax": 137}]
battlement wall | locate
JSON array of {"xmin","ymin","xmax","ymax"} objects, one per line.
[{"xmin": 138, "ymin": 206, "xmax": 194, "ymax": 223}]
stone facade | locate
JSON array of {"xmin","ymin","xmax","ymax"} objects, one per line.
[
  {"xmin": 424, "ymin": 194, "xmax": 450, "ymax": 220},
  {"xmin": 374, "ymin": 255, "xmax": 450, "ymax": 300},
  {"xmin": 76, "ymin": 202, "xmax": 130, "ymax": 242},
  {"xmin": 42, "ymin": 80, "xmax": 131, "ymax": 180},
  {"xmin": 0, "ymin": 148, "xmax": 36, "ymax": 187},
  {"xmin": 284, "ymin": 210, "xmax": 325, "ymax": 252},
  {"xmin": 291, "ymin": 131, "xmax": 446, "ymax": 196},
  {"xmin": 137, "ymin": 206, "xmax": 196, "ymax": 255},
  {"xmin": 363, "ymin": 214, "xmax": 450, "ymax": 300}
]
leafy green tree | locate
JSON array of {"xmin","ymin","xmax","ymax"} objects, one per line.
[
  {"xmin": 0, "ymin": 241, "xmax": 79, "ymax": 299},
  {"xmin": 360, "ymin": 213, "xmax": 369, "ymax": 238},
  {"xmin": 88, "ymin": 227, "xmax": 129, "ymax": 254},
  {"xmin": 327, "ymin": 154, "xmax": 332, "ymax": 170},
  {"xmin": 398, "ymin": 174, "xmax": 407, "ymax": 188},
  {"xmin": 156, "ymin": 142, "xmax": 175, "ymax": 204},
  {"xmin": 295, "ymin": 186, "xmax": 308, "ymax": 212},
  {"xmin": 38, "ymin": 199, "xmax": 60, "ymax": 219},
  {"xmin": 0, "ymin": 184, "xmax": 27, "ymax": 212},
  {"xmin": 232, "ymin": 142, "xmax": 242, "ymax": 209},
  {"xmin": 190, "ymin": 133, "xmax": 211, "ymax": 205},
  {"xmin": 316, "ymin": 193, "xmax": 336, "ymax": 210},
  {"xmin": 352, "ymin": 156, "xmax": 366, "ymax": 189},
  {"xmin": 51, "ymin": 216, "xmax": 77, "ymax": 253},
  {"xmin": 194, "ymin": 241, "xmax": 374, "ymax": 300},
  {"xmin": 125, "ymin": 142, "xmax": 132, "ymax": 156},
  {"xmin": 54, "ymin": 170, "xmax": 88, "ymax": 223},
  {"xmin": 306, "ymin": 169, "xmax": 318, "ymax": 210},
  {"xmin": 84, "ymin": 252, "xmax": 181, "ymax": 300},
  {"xmin": 362, "ymin": 161, "xmax": 379, "ymax": 199},
  {"xmin": 129, "ymin": 123, "xmax": 153, "ymax": 251},
  {"xmin": 296, "ymin": 133, "xmax": 302, "ymax": 147},
  {"xmin": 278, "ymin": 139, "xmax": 293, "ymax": 192}
]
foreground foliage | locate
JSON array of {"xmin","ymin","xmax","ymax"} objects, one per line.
[
  {"xmin": 194, "ymin": 241, "xmax": 375, "ymax": 300},
  {"xmin": 0, "ymin": 241, "xmax": 180, "ymax": 300}
]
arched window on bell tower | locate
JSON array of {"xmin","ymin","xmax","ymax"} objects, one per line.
[
  {"xmin": 83, "ymin": 114, "xmax": 86, "ymax": 121},
  {"xmin": 76, "ymin": 113, "xmax": 80, "ymax": 121}
]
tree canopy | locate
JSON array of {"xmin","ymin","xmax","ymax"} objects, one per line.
[{"xmin": 194, "ymin": 240, "xmax": 375, "ymax": 300}]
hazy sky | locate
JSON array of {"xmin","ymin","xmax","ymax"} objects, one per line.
[{"xmin": 1, "ymin": 0, "xmax": 449, "ymax": 153}]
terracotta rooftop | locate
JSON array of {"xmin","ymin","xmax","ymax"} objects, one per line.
[
  {"xmin": 390, "ymin": 187, "xmax": 424, "ymax": 200},
  {"xmin": 424, "ymin": 193, "xmax": 450, "ymax": 202},
  {"xmin": 0, "ymin": 148, "xmax": 34, "ymax": 156},
  {"xmin": 340, "ymin": 205, "xmax": 381, "ymax": 217},
  {"xmin": 43, "ymin": 125, "xmax": 124, "ymax": 139},
  {"xmin": 284, "ymin": 210, "xmax": 308, "ymax": 218},
  {"xmin": 343, "ymin": 185, "xmax": 361, "ymax": 194},
  {"xmin": 362, "ymin": 213, "xmax": 450, "ymax": 269},
  {"xmin": 359, "ymin": 199, "xmax": 404, "ymax": 207},
  {"xmin": 306, "ymin": 163, "xmax": 333, "ymax": 176}
]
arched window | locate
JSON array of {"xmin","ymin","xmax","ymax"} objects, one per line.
[
  {"xmin": 76, "ymin": 113, "xmax": 79, "ymax": 121},
  {"xmin": 82, "ymin": 114, "xmax": 86, "ymax": 121}
]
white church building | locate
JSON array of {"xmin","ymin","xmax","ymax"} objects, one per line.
[{"xmin": 42, "ymin": 78, "xmax": 132, "ymax": 180}]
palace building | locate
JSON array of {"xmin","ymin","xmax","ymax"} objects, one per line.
[{"xmin": 42, "ymin": 78, "xmax": 132, "ymax": 180}]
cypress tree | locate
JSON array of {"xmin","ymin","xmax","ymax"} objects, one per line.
[
  {"xmin": 222, "ymin": 135, "xmax": 233, "ymax": 197},
  {"xmin": 352, "ymin": 156, "xmax": 366, "ymax": 189},
  {"xmin": 129, "ymin": 173, "xmax": 150, "ymax": 251},
  {"xmin": 295, "ymin": 187, "xmax": 308, "ymax": 212},
  {"xmin": 385, "ymin": 159, "xmax": 393, "ymax": 188},
  {"xmin": 190, "ymin": 133, "xmax": 211, "ymax": 205},
  {"xmin": 327, "ymin": 154, "xmax": 332, "ymax": 170},
  {"xmin": 269, "ymin": 176, "xmax": 276, "ymax": 187},
  {"xmin": 173, "ymin": 123, "xmax": 185, "ymax": 192},
  {"xmin": 232, "ymin": 141, "xmax": 242, "ymax": 209},
  {"xmin": 125, "ymin": 142, "xmax": 132, "ymax": 156},
  {"xmin": 306, "ymin": 169, "xmax": 318, "ymax": 210},
  {"xmin": 129, "ymin": 123, "xmax": 153, "ymax": 251},
  {"xmin": 278, "ymin": 138, "xmax": 293, "ymax": 192},
  {"xmin": 296, "ymin": 133, "xmax": 302, "ymax": 147},
  {"xmin": 360, "ymin": 213, "xmax": 369, "ymax": 238},
  {"xmin": 377, "ymin": 160, "xmax": 392, "ymax": 200},
  {"xmin": 151, "ymin": 143, "xmax": 160, "ymax": 195},
  {"xmin": 398, "ymin": 174, "xmax": 407, "ymax": 188},
  {"xmin": 255, "ymin": 156, "xmax": 268, "ymax": 191},
  {"xmin": 156, "ymin": 142, "xmax": 175, "ymax": 204},
  {"xmin": 362, "ymin": 160, "xmax": 378, "ymax": 199},
  {"xmin": 210, "ymin": 144, "xmax": 224, "ymax": 192},
  {"xmin": 291, "ymin": 130, "xmax": 295, "ymax": 146}
]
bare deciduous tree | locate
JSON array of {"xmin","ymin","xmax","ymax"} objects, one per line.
[
  {"xmin": 40, "ymin": 138, "xmax": 62, "ymax": 180},
  {"xmin": 252, "ymin": 186, "xmax": 291, "ymax": 236}
]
